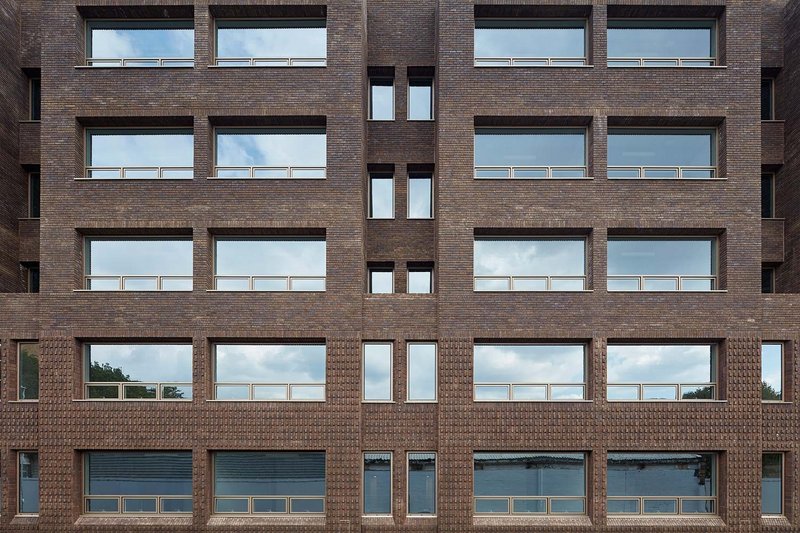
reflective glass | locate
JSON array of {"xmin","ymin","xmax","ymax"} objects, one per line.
[
  {"xmin": 363, "ymin": 453, "xmax": 391, "ymax": 514},
  {"xmin": 214, "ymin": 237, "xmax": 326, "ymax": 280},
  {"xmin": 369, "ymin": 175, "xmax": 394, "ymax": 218},
  {"xmin": 369, "ymin": 269, "xmax": 393, "ymax": 294},
  {"xmin": 408, "ymin": 270, "xmax": 432, "ymax": 294},
  {"xmin": 607, "ymin": 238, "xmax": 714, "ymax": 277},
  {"xmin": 474, "ymin": 452, "xmax": 586, "ymax": 497},
  {"xmin": 762, "ymin": 454, "xmax": 782, "ymax": 515},
  {"xmin": 608, "ymin": 129, "xmax": 715, "ymax": 172},
  {"xmin": 607, "ymin": 345, "xmax": 714, "ymax": 399},
  {"xmin": 408, "ymin": 174, "xmax": 433, "ymax": 218},
  {"xmin": 85, "ymin": 238, "xmax": 193, "ymax": 288},
  {"xmin": 408, "ymin": 453, "xmax": 436, "ymax": 514},
  {"xmin": 761, "ymin": 343, "xmax": 783, "ymax": 401},
  {"xmin": 408, "ymin": 78, "xmax": 433, "ymax": 120},
  {"xmin": 87, "ymin": 129, "xmax": 194, "ymax": 175},
  {"xmin": 30, "ymin": 78, "xmax": 40, "ymax": 120},
  {"xmin": 213, "ymin": 452, "xmax": 325, "ymax": 497},
  {"xmin": 363, "ymin": 343, "xmax": 392, "ymax": 401},
  {"xmin": 85, "ymin": 344, "xmax": 192, "ymax": 399},
  {"xmin": 475, "ymin": 20, "xmax": 586, "ymax": 59},
  {"xmin": 85, "ymin": 452, "xmax": 193, "ymax": 498},
  {"xmin": 215, "ymin": 128, "xmax": 326, "ymax": 171},
  {"xmin": 88, "ymin": 21, "xmax": 194, "ymax": 61},
  {"xmin": 370, "ymin": 79, "xmax": 394, "ymax": 120},
  {"xmin": 475, "ymin": 128, "xmax": 586, "ymax": 169},
  {"xmin": 215, "ymin": 344, "xmax": 325, "ymax": 396},
  {"xmin": 18, "ymin": 342, "xmax": 39, "ymax": 400},
  {"xmin": 216, "ymin": 20, "xmax": 326, "ymax": 62},
  {"xmin": 762, "ymin": 79, "xmax": 774, "ymax": 120},
  {"xmin": 474, "ymin": 238, "xmax": 585, "ymax": 290},
  {"xmin": 408, "ymin": 343, "xmax": 437, "ymax": 401},
  {"xmin": 762, "ymin": 174, "xmax": 775, "ymax": 218},
  {"xmin": 607, "ymin": 20, "xmax": 715, "ymax": 60},
  {"xmin": 19, "ymin": 452, "xmax": 39, "ymax": 514}
]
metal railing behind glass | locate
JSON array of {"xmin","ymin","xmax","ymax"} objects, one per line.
[
  {"xmin": 214, "ymin": 495, "xmax": 325, "ymax": 515},
  {"xmin": 475, "ymin": 166, "xmax": 588, "ymax": 179},
  {"xmin": 84, "ymin": 275, "xmax": 193, "ymax": 291},
  {"xmin": 213, "ymin": 166, "xmax": 326, "ymax": 179},
  {"xmin": 84, "ymin": 166, "xmax": 194, "ymax": 179},
  {"xmin": 475, "ymin": 57, "xmax": 588, "ymax": 67},
  {"xmin": 84, "ymin": 495, "xmax": 192, "ymax": 515},
  {"xmin": 474, "ymin": 383, "xmax": 586, "ymax": 401},
  {"xmin": 214, "ymin": 57, "xmax": 327, "ymax": 67},
  {"xmin": 213, "ymin": 275, "xmax": 326, "ymax": 291},
  {"xmin": 474, "ymin": 275, "xmax": 586, "ymax": 291},
  {"xmin": 607, "ymin": 496, "xmax": 716, "ymax": 515},
  {"xmin": 607, "ymin": 275, "xmax": 716, "ymax": 292},
  {"xmin": 607, "ymin": 383, "xmax": 716, "ymax": 401},
  {"xmin": 86, "ymin": 58, "xmax": 195, "ymax": 67},
  {"xmin": 214, "ymin": 382, "xmax": 325, "ymax": 401},
  {"xmin": 85, "ymin": 382, "xmax": 193, "ymax": 401},
  {"xmin": 607, "ymin": 166, "xmax": 716, "ymax": 179},
  {"xmin": 474, "ymin": 496, "xmax": 586, "ymax": 515},
  {"xmin": 607, "ymin": 57, "xmax": 716, "ymax": 67}
]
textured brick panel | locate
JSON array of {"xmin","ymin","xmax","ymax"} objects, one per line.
[
  {"xmin": 17, "ymin": 218, "xmax": 39, "ymax": 263},
  {"xmin": 762, "ymin": 121, "xmax": 785, "ymax": 166},
  {"xmin": 762, "ymin": 218, "xmax": 785, "ymax": 264}
]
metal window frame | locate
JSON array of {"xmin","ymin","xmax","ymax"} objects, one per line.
[
  {"xmin": 406, "ymin": 342, "xmax": 438, "ymax": 403},
  {"xmin": 369, "ymin": 77, "xmax": 395, "ymax": 121},
  {"xmin": 407, "ymin": 77, "xmax": 434, "ymax": 121},
  {"xmin": 761, "ymin": 452, "xmax": 784, "ymax": 517},
  {"xmin": 762, "ymin": 267, "xmax": 776, "ymax": 294},
  {"xmin": 362, "ymin": 451, "xmax": 393, "ymax": 516},
  {"xmin": 213, "ymin": 18, "xmax": 328, "ymax": 67},
  {"xmin": 761, "ymin": 341, "xmax": 785, "ymax": 403},
  {"xmin": 28, "ymin": 77, "xmax": 40, "ymax": 121},
  {"xmin": 17, "ymin": 341, "xmax": 39, "ymax": 402},
  {"xmin": 406, "ymin": 451, "xmax": 438, "ymax": 517},
  {"xmin": 17, "ymin": 450, "xmax": 39, "ymax": 516},
  {"xmin": 606, "ymin": 18, "xmax": 719, "ymax": 67},
  {"xmin": 27, "ymin": 172, "xmax": 40, "ymax": 218},
  {"xmin": 85, "ymin": 18, "xmax": 195, "ymax": 67},
  {"xmin": 407, "ymin": 267, "xmax": 434, "ymax": 294},
  {"xmin": 361, "ymin": 342, "xmax": 394, "ymax": 403},
  {"xmin": 407, "ymin": 173, "xmax": 434, "ymax": 219},
  {"xmin": 25, "ymin": 264, "xmax": 39, "ymax": 294},
  {"xmin": 761, "ymin": 172, "xmax": 776, "ymax": 219},
  {"xmin": 368, "ymin": 173, "xmax": 395, "ymax": 219},
  {"xmin": 368, "ymin": 267, "xmax": 394, "ymax": 294},
  {"xmin": 473, "ymin": 18, "xmax": 589, "ymax": 67}
]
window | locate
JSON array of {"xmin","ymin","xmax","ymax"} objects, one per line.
[
  {"xmin": 607, "ymin": 453, "xmax": 716, "ymax": 515},
  {"xmin": 214, "ymin": 236, "xmax": 326, "ymax": 291},
  {"xmin": 84, "ymin": 237, "xmax": 193, "ymax": 291},
  {"xmin": 408, "ymin": 268, "xmax": 433, "ymax": 294},
  {"xmin": 27, "ymin": 172, "xmax": 40, "ymax": 218},
  {"xmin": 762, "ymin": 79, "xmax": 775, "ymax": 120},
  {"xmin": 407, "ymin": 343, "xmax": 437, "ymax": 402},
  {"xmin": 607, "ymin": 344, "xmax": 716, "ymax": 401},
  {"xmin": 84, "ymin": 344, "xmax": 193, "ymax": 400},
  {"xmin": 213, "ymin": 452, "xmax": 325, "ymax": 514},
  {"xmin": 85, "ymin": 129, "xmax": 194, "ymax": 179},
  {"xmin": 762, "ymin": 453, "xmax": 783, "ymax": 516},
  {"xmin": 24, "ymin": 263, "xmax": 39, "ymax": 294},
  {"xmin": 369, "ymin": 267, "xmax": 394, "ymax": 294},
  {"xmin": 362, "ymin": 343, "xmax": 392, "ymax": 402},
  {"xmin": 369, "ymin": 174, "xmax": 394, "ymax": 218},
  {"xmin": 474, "ymin": 19, "xmax": 587, "ymax": 66},
  {"xmin": 474, "ymin": 453, "xmax": 586, "ymax": 515},
  {"xmin": 761, "ymin": 343, "xmax": 784, "ymax": 401},
  {"xmin": 29, "ymin": 78, "xmax": 40, "ymax": 120},
  {"xmin": 607, "ymin": 129, "xmax": 716, "ymax": 179},
  {"xmin": 369, "ymin": 78, "xmax": 394, "ymax": 120},
  {"xmin": 18, "ymin": 342, "xmax": 39, "ymax": 401},
  {"xmin": 18, "ymin": 452, "xmax": 39, "ymax": 515},
  {"xmin": 607, "ymin": 20, "xmax": 716, "ymax": 67},
  {"xmin": 408, "ymin": 174, "xmax": 433, "ymax": 218},
  {"xmin": 363, "ymin": 453, "xmax": 391, "ymax": 515},
  {"xmin": 214, "ymin": 344, "xmax": 325, "ymax": 401},
  {"xmin": 86, "ymin": 20, "xmax": 194, "ymax": 67},
  {"xmin": 762, "ymin": 268, "xmax": 775, "ymax": 294},
  {"xmin": 83, "ymin": 451, "xmax": 192, "ymax": 514},
  {"xmin": 408, "ymin": 78, "xmax": 433, "ymax": 120},
  {"xmin": 762, "ymin": 173, "xmax": 775, "ymax": 218},
  {"xmin": 607, "ymin": 237, "xmax": 716, "ymax": 291},
  {"xmin": 474, "ymin": 344, "xmax": 585, "ymax": 401},
  {"xmin": 407, "ymin": 453, "xmax": 436, "ymax": 515},
  {"xmin": 215, "ymin": 19, "xmax": 326, "ymax": 67},
  {"xmin": 214, "ymin": 128, "xmax": 326, "ymax": 178},
  {"xmin": 475, "ymin": 128, "xmax": 587, "ymax": 178},
  {"xmin": 474, "ymin": 237, "xmax": 586, "ymax": 291}
]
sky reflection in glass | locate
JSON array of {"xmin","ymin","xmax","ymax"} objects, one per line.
[
  {"xmin": 475, "ymin": 128, "xmax": 586, "ymax": 167},
  {"xmin": 89, "ymin": 21, "xmax": 194, "ymax": 59},
  {"xmin": 607, "ymin": 239, "xmax": 713, "ymax": 276},
  {"xmin": 608, "ymin": 129, "xmax": 714, "ymax": 167},
  {"xmin": 608, "ymin": 20, "xmax": 715, "ymax": 58},
  {"xmin": 475, "ymin": 20, "xmax": 586, "ymax": 58},
  {"xmin": 216, "ymin": 129, "xmax": 326, "ymax": 167},
  {"xmin": 216, "ymin": 20, "xmax": 326, "ymax": 59}
]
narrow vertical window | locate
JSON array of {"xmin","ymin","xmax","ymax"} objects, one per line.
[
  {"xmin": 362, "ymin": 343, "xmax": 392, "ymax": 401},
  {"xmin": 364, "ymin": 453, "xmax": 392, "ymax": 515},
  {"xmin": 761, "ymin": 173, "xmax": 775, "ymax": 218},
  {"xmin": 762, "ymin": 453, "xmax": 783, "ymax": 516},
  {"xmin": 18, "ymin": 342, "xmax": 39, "ymax": 400},
  {"xmin": 761, "ymin": 79, "xmax": 775, "ymax": 120},
  {"xmin": 28, "ymin": 172, "xmax": 40, "ymax": 218},
  {"xmin": 761, "ymin": 343, "xmax": 784, "ymax": 401},
  {"xmin": 18, "ymin": 452, "xmax": 39, "ymax": 515},
  {"xmin": 408, "ymin": 78, "xmax": 433, "ymax": 120},
  {"xmin": 369, "ymin": 267, "xmax": 394, "ymax": 294},
  {"xmin": 407, "ymin": 174, "xmax": 433, "ymax": 218},
  {"xmin": 369, "ymin": 78, "xmax": 394, "ymax": 120},
  {"xmin": 369, "ymin": 174, "xmax": 394, "ymax": 218},
  {"xmin": 762, "ymin": 268, "xmax": 775, "ymax": 294},
  {"xmin": 408, "ymin": 453, "xmax": 436, "ymax": 515},
  {"xmin": 407, "ymin": 268, "xmax": 433, "ymax": 294},
  {"xmin": 29, "ymin": 78, "xmax": 41, "ymax": 120},
  {"xmin": 407, "ymin": 343, "xmax": 437, "ymax": 401},
  {"xmin": 25, "ymin": 264, "xmax": 40, "ymax": 294}
]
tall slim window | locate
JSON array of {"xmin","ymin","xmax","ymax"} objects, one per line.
[
  {"xmin": 84, "ymin": 344, "xmax": 193, "ymax": 400},
  {"xmin": 369, "ymin": 174, "xmax": 394, "ymax": 218},
  {"xmin": 762, "ymin": 343, "xmax": 784, "ymax": 401},
  {"xmin": 364, "ymin": 453, "xmax": 392, "ymax": 515},
  {"xmin": 407, "ymin": 343, "xmax": 437, "ymax": 402},
  {"xmin": 28, "ymin": 173, "xmax": 40, "ymax": 218},
  {"xmin": 607, "ymin": 344, "xmax": 716, "ymax": 401},
  {"xmin": 29, "ymin": 78, "xmax": 40, "ymax": 120},
  {"xmin": 762, "ymin": 453, "xmax": 783, "ymax": 516},
  {"xmin": 214, "ymin": 237, "xmax": 326, "ymax": 291},
  {"xmin": 369, "ymin": 78, "xmax": 394, "ymax": 120},
  {"xmin": 475, "ymin": 128, "xmax": 587, "ymax": 178},
  {"xmin": 762, "ymin": 79, "xmax": 775, "ymax": 120},
  {"xmin": 86, "ymin": 20, "xmax": 194, "ymax": 67},
  {"xmin": 408, "ymin": 174, "xmax": 433, "ymax": 218},
  {"xmin": 84, "ymin": 237, "xmax": 193, "ymax": 291},
  {"xmin": 607, "ymin": 20, "xmax": 717, "ymax": 67},
  {"xmin": 18, "ymin": 452, "xmax": 39, "ymax": 515},
  {"xmin": 608, "ymin": 129, "xmax": 716, "ymax": 179},
  {"xmin": 762, "ymin": 268, "xmax": 775, "ymax": 294},
  {"xmin": 474, "ymin": 453, "xmax": 586, "ymax": 515},
  {"xmin": 83, "ymin": 451, "xmax": 193, "ymax": 514},
  {"xmin": 474, "ymin": 237, "xmax": 586, "ymax": 291},
  {"xmin": 85, "ymin": 129, "xmax": 194, "ymax": 179},
  {"xmin": 607, "ymin": 238, "xmax": 716, "ymax": 291},
  {"xmin": 214, "ymin": 128, "xmax": 326, "ymax": 179},
  {"xmin": 408, "ymin": 268, "xmax": 433, "ymax": 294},
  {"xmin": 408, "ymin": 453, "xmax": 436, "ymax": 515},
  {"xmin": 24, "ymin": 263, "xmax": 39, "ymax": 294},
  {"xmin": 18, "ymin": 342, "xmax": 39, "ymax": 401},
  {"xmin": 369, "ymin": 267, "xmax": 394, "ymax": 294},
  {"xmin": 474, "ymin": 19, "xmax": 587, "ymax": 66},
  {"xmin": 362, "ymin": 343, "xmax": 392, "ymax": 402},
  {"xmin": 215, "ymin": 19, "xmax": 327, "ymax": 67},
  {"xmin": 762, "ymin": 173, "xmax": 775, "ymax": 218},
  {"xmin": 213, "ymin": 452, "xmax": 326, "ymax": 514},
  {"xmin": 607, "ymin": 453, "xmax": 716, "ymax": 515},
  {"xmin": 408, "ymin": 78, "xmax": 433, "ymax": 120}
]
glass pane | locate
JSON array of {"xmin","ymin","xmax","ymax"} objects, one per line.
[
  {"xmin": 19, "ymin": 452, "xmax": 39, "ymax": 514},
  {"xmin": 608, "ymin": 129, "xmax": 715, "ymax": 168},
  {"xmin": 18, "ymin": 343, "xmax": 39, "ymax": 400},
  {"xmin": 607, "ymin": 239, "xmax": 713, "ymax": 277},
  {"xmin": 550, "ymin": 386, "xmax": 585, "ymax": 400},
  {"xmin": 762, "ymin": 174, "xmax": 775, "ymax": 218},
  {"xmin": 608, "ymin": 499, "xmax": 639, "ymax": 513},
  {"xmin": 215, "ymin": 129, "xmax": 326, "ymax": 169},
  {"xmin": 215, "ymin": 385, "xmax": 250, "ymax": 400},
  {"xmin": 550, "ymin": 278, "xmax": 585, "ymax": 291},
  {"xmin": 551, "ymin": 498, "xmax": 585, "ymax": 514},
  {"xmin": 121, "ymin": 277, "xmax": 158, "ymax": 291},
  {"xmin": 28, "ymin": 173, "xmax": 40, "ymax": 217},
  {"xmin": 253, "ymin": 278, "xmax": 288, "ymax": 291},
  {"xmin": 215, "ymin": 498, "xmax": 248, "ymax": 513},
  {"xmin": 408, "ymin": 270, "xmax": 432, "ymax": 293},
  {"xmin": 290, "ymin": 385, "xmax": 325, "ymax": 401},
  {"xmin": 761, "ymin": 343, "xmax": 783, "ymax": 400},
  {"xmin": 253, "ymin": 385, "xmax": 287, "ymax": 400},
  {"xmin": 253, "ymin": 498, "xmax": 287, "ymax": 513},
  {"xmin": 215, "ymin": 344, "xmax": 325, "ymax": 387},
  {"xmin": 607, "ymin": 453, "xmax": 715, "ymax": 498},
  {"xmin": 512, "ymin": 499, "xmax": 546, "ymax": 513},
  {"xmin": 86, "ymin": 498, "xmax": 119, "ymax": 513},
  {"xmin": 608, "ymin": 168, "xmax": 642, "ymax": 178},
  {"xmin": 88, "ymin": 129, "xmax": 193, "ymax": 169},
  {"xmin": 215, "ymin": 237, "xmax": 326, "ymax": 279},
  {"xmin": 607, "ymin": 278, "xmax": 640, "ymax": 291},
  {"xmin": 682, "ymin": 498, "xmax": 715, "ymax": 514},
  {"xmin": 474, "ymin": 238, "xmax": 585, "ymax": 279},
  {"xmin": 475, "ymin": 498, "xmax": 509, "ymax": 513},
  {"xmin": 161, "ymin": 498, "xmax": 192, "ymax": 513},
  {"xmin": 86, "ymin": 344, "xmax": 192, "ymax": 385},
  {"xmin": 124, "ymin": 384, "xmax": 158, "ymax": 399},
  {"xmin": 370, "ymin": 270, "xmax": 393, "ymax": 294},
  {"xmin": 408, "ymin": 343, "xmax": 437, "ymax": 401},
  {"xmin": 643, "ymin": 499, "xmax": 677, "ymax": 514},
  {"xmin": 124, "ymin": 498, "xmax": 157, "ymax": 513},
  {"xmin": 511, "ymin": 278, "xmax": 547, "ymax": 291},
  {"xmin": 607, "ymin": 345, "xmax": 713, "ymax": 388},
  {"xmin": 642, "ymin": 385, "xmax": 677, "ymax": 400},
  {"xmin": 161, "ymin": 278, "xmax": 193, "ymax": 291},
  {"xmin": 607, "ymin": 386, "xmax": 639, "ymax": 400},
  {"xmin": 681, "ymin": 169, "xmax": 715, "ymax": 179},
  {"xmin": 215, "ymin": 278, "xmax": 249, "ymax": 290},
  {"xmin": 681, "ymin": 385, "xmax": 714, "ymax": 400},
  {"xmin": 474, "ymin": 453, "xmax": 586, "ymax": 497},
  {"xmin": 87, "ymin": 385, "xmax": 120, "ymax": 399},
  {"xmin": 475, "ymin": 168, "xmax": 511, "ymax": 178},
  {"xmin": 216, "ymin": 19, "xmax": 326, "ymax": 61},
  {"xmin": 408, "ymin": 175, "xmax": 433, "ymax": 218},
  {"xmin": 290, "ymin": 498, "xmax": 324, "ymax": 513},
  {"xmin": 474, "ymin": 277, "xmax": 509, "ymax": 291},
  {"xmin": 85, "ymin": 238, "xmax": 193, "ymax": 280},
  {"xmin": 363, "ymin": 453, "xmax": 391, "ymax": 514},
  {"xmin": 681, "ymin": 278, "xmax": 714, "ymax": 291},
  {"xmin": 370, "ymin": 79, "xmax": 394, "ymax": 120},
  {"xmin": 512, "ymin": 385, "xmax": 547, "ymax": 400},
  {"xmin": 85, "ymin": 452, "xmax": 193, "ymax": 496},
  {"xmin": 369, "ymin": 175, "xmax": 394, "ymax": 218},
  {"xmin": 762, "ymin": 454, "xmax": 782, "ymax": 515},
  {"xmin": 161, "ymin": 384, "xmax": 192, "ymax": 399},
  {"xmin": 512, "ymin": 168, "xmax": 548, "ymax": 178},
  {"xmin": 474, "ymin": 385, "xmax": 509, "ymax": 401},
  {"xmin": 213, "ymin": 452, "xmax": 326, "ymax": 497},
  {"xmin": 607, "ymin": 20, "xmax": 715, "ymax": 59},
  {"xmin": 363, "ymin": 344, "xmax": 392, "ymax": 401},
  {"xmin": 475, "ymin": 128, "xmax": 586, "ymax": 168},
  {"xmin": 475, "ymin": 19, "xmax": 586, "ymax": 59},
  {"xmin": 474, "ymin": 344, "xmax": 585, "ymax": 386},
  {"xmin": 289, "ymin": 278, "xmax": 325, "ymax": 291},
  {"xmin": 89, "ymin": 21, "xmax": 194, "ymax": 60},
  {"xmin": 408, "ymin": 79, "xmax": 433, "ymax": 120},
  {"xmin": 762, "ymin": 79, "xmax": 774, "ymax": 120},
  {"xmin": 408, "ymin": 453, "xmax": 436, "ymax": 514}
]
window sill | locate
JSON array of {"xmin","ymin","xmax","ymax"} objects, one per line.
[
  {"xmin": 607, "ymin": 290, "xmax": 727, "ymax": 294},
  {"xmin": 8, "ymin": 400, "xmax": 39, "ymax": 404},
  {"xmin": 11, "ymin": 515, "xmax": 39, "ymax": 526},
  {"xmin": 362, "ymin": 400, "xmax": 395, "ymax": 404},
  {"xmin": 474, "ymin": 290, "xmax": 594, "ymax": 293},
  {"xmin": 74, "ymin": 65, "xmax": 194, "ymax": 70},
  {"xmin": 73, "ymin": 399, "xmax": 192, "ymax": 403},
  {"xmin": 762, "ymin": 400, "xmax": 792, "ymax": 405},
  {"xmin": 206, "ymin": 290, "xmax": 326, "ymax": 293},
  {"xmin": 407, "ymin": 119, "xmax": 435, "ymax": 122},
  {"xmin": 362, "ymin": 515, "xmax": 395, "ymax": 525},
  {"xmin": 475, "ymin": 176, "xmax": 594, "ymax": 181},
  {"xmin": 207, "ymin": 65, "xmax": 326, "ymax": 69},
  {"xmin": 473, "ymin": 515, "xmax": 591, "ymax": 527},
  {"xmin": 76, "ymin": 515, "xmax": 193, "ymax": 526},
  {"xmin": 607, "ymin": 65, "xmax": 727, "ymax": 70},
  {"xmin": 607, "ymin": 177, "xmax": 726, "ymax": 181},
  {"xmin": 19, "ymin": 119, "xmax": 40, "ymax": 124},
  {"xmin": 761, "ymin": 120, "xmax": 785, "ymax": 123},
  {"xmin": 207, "ymin": 515, "xmax": 325, "ymax": 526},
  {"xmin": 606, "ymin": 516, "xmax": 724, "ymax": 527},
  {"xmin": 73, "ymin": 289, "xmax": 193, "ymax": 293},
  {"xmin": 608, "ymin": 399, "xmax": 727, "ymax": 403},
  {"xmin": 475, "ymin": 400, "xmax": 593, "ymax": 404},
  {"xmin": 75, "ymin": 177, "xmax": 193, "ymax": 181},
  {"xmin": 368, "ymin": 119, "xmax": 396, "ymax": 122},
  {"xmin": 761, "ymin": 515, "xmax": 791, "ymax": 528},
  {"xmin": 18, "ymin": 217, "xmax": 40, "ymax": 221},
  {"xmin": 404, "ymin": 401, "xmax": 438, "ymax": 404},
  {"xmin": 206, "ymin": 399, "xmax": 325, "ymax": 403},
  {"xmin": 474, "ymin": 65, "xmax": 594, "ymax": 69},
  {"xmin": 206, "ymin": 176, "xmax": 326, "ymax": 181}
]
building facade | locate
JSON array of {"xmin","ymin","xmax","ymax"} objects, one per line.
[{"xmin": 0, "ymin": 0, "xmax": 798, "ymax": 530}]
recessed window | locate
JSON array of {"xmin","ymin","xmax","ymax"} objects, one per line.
[
  {"xmin": 363, "ymin": 452, "xmax": 392, "ymax": 515},
  {"xmin": 214, "ymin": 344, "xmax": 325, "ymax": 401},
  {"xmin": 607, "ymin": 452, "xmax": 717, "ymax": 515},
  {"xmin": 474, "ymin": 452, "xmax": 586, "ymax": 515},
  {"xmin": 213, "ymin": 451, "xmax": 325, "ymax": 514},
  {"xmin": 762, "ymin": 79, "xmax": 775, "ymax": 120},
  {"xmin": 24, "ymin": 263, "xmax": 39, "ymax": 294},
  {"xmin": 362, "ymin": 343, "xmax": 392, "ymax": 402},
  {"xmin": 369, "ymin": 267, "xmax": 394, "ymax": 294},
  {"xmin": 407, "ymin": 342, "xmax": 437, "ymax": 402},
  {"xmin": 475, "ymin": 128, "xmax": 587, "ymax": 179},
  {"xmin": 215, "ymin": 19, "xmax": 326, "ymax": 67},
  {"xmin": 369, "ymin": 78, "xmax": 394, "ymax": 121},
  {"xmin": 84, "ymin": 344, "xmax": 193, "ymax": 400},
  {"xmin": 408, "ymin": 174, "xmax": 433, "ymax": 218},
  {"xmin": 762, "ymin": 173, "xmax": 775, "ymax": 218},
  {"xmin": 762, "ymin": 453, "xmax": 783, "ymax": 516},
  {"xmin": 474, "ymin": 19, "xmax": 587, "ymax": 66},
  {"xmin": 474, "ymin": 344, "xmax": 585, "ymax": 401},
  {"xmin": 86, "ymin": 20, "xmax": 194, "ymax": 67},
  {"xmin": 369, "ymin": 174, "xmax": 394, "ymax": 218},
  {"xmin": 608, "ymin": 129, "xmax": 716, "ymax": 179},
  {"xmin": 214, "ymin": 128, "xmax": 326, "ymax": 179},
  {"xmin": 408, "ymin": 453, "xmax": 436, "ymax": 515},
  {"xmin": 408, "ymin": 78, "xmax": 434, "ymax": 120},
  {"xmin": 214, "ymin": 236, "xmax": 326, "ymax": 291},
  {"xmin": 607, "ymin": 20, "xmax": 717, "ymax": 67},
  {"xmin": 84, "ymin": 237, "xmax": 193, "ymax": 291},
  {"xmin": 607, "ymin": 237, "xmax": 716, "ymax": 291},
  {"xmin": 408, "ymin": 268, "xmax": 433, "ymax": 294},
  {"xmin": 18, "ymin": 451, "xmax": 39, "ymax": 515},
  {"xmin": 607, "ymin": 344, "xmax": 716, "ymax": 401},
  {"xmin": 762, "ymin": 268, "xmax": 775, "ymax": 294},
  {"xmin": 83, "ymin": 451, "xmax": 193, "ymax": 514},
  {"xmin": 18, "ymin": 342, "xmax": 39, "ymax": 401},
  {"xmin": 85, "ymin": 129, "xmax": 194, "ymax": 179},
  {"xmin": 474, "ymin": 237, "xmax": 586, "ymax": 291},
  {"xmin": 29, "ymin": 78, "xmax": 40, "ymax": 120},
  {"xmin": 27, "ymin": 172, "xmax": 40, "ymax": 218},
  {"xmin": 761, "ymin": 342, "xmax": 784, "ymax": 401}
]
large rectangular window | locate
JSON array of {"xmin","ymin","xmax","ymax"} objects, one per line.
[
  {"xmin": 607, "ymin": 345, "xmax": 716, "ymax": 401},
  {"xmin": 215, "ymin": 19, "xmax": 326, "ymax": 67},
  {"xmin": 86, "ymin": 20, "xmax": 194, "ymax": 67},
  {"xmin": 213, "ymin": 452, "xmax": 325, "ymax": 514},
  {"xmin": 607, "ymin": 237, "xmax": 716, "ymax": 291},
  {"xmin": 408, "ymin": 453, "xmax": 436, "ymax": 515},
  {"xmin": 474, "ymin": 344, "xmax": 585, "ymax": 401},
  {"xmin": 608, "ymin": 129, "xmax": 716, "ymax": 179},
  {"xmin": 83, "ymin": 451, "xmax": 193, "ymax": 514},
  {"xmin": 762, "ymin": 453, "xmax": 783, "ymax": 516},
  {"xmin": 362, "ymin": 343, "xmax": 392, "ymax": 402},
  {"xmin": 84, "ymin": 237, "xmax": 193, "ymax": 291},
  {"xmin": 762, "ymin": 343, "xmax": 784, "ymax": 401},
  {"xmin": 369, "ymin": 78, "xmax": 394, "ymax": 121},
  {"xmin": 408, "ymin": 174, "xmax": 433, "ymax": 219},
  {"xmin": 607, "ymin": 453, "xmax": 716, "ymax": 515},
  {"xmin": 214, "ymin": 128, "xmax": 326, "ymax": 179},
  {"xmin": 762, "ymin": 78, "xmax": 775, "ymax": 120},
  {"xmin": 407, "ymin": 343, "xmax": 437, "ymax": 402},
  {"xmin": 363, "ymin": 453, "xmax": 391, "ymax": 515},
  {"xmin": 474, "ymin": 19, "xmax": 587, "ymax": 66},
  {"xmin": 85, "ymin": 129, "xmax": 194, "ymax": 179},
  {"xmin": 369, "ymin": 174, "xmax": 394, "ymax": 218},
  {"xmin": 84, "ymin": 344, "xmax": 192, "ymax": 401},
  {"xmin": 18, "ymin": 451, "xmax": 39, "ymax": 515},
  {"xmin": 214, "ymin": 237, "xmax": 326, "ymax": 291},
  {"xmin": 474, "ymin": 453, "xmax": 586, "ymax": 515},
  {"xmin": 214, "ymin": 344, "xmax": 325, "ymax": 401},
  {"xmin": 18, "ymin": 342, "xmax": 39, "ymax": 401},
  {"xmin": 474, "ymin": 237, "xmax": 586, "ymax": 291},
  {"xmin": 762, "ymin": 173, "xmax": 775, "ymax": 218},
  {"xmin": 408, "ymin": 78, "xmax": 433, "ymax": 120},
  {"xmin": 607, "ymin": 20, "xmax": 716, "ymax": 67},
  {"xmin": 475, "ymin": 128, "xmax": 587, "ymax": 179}
]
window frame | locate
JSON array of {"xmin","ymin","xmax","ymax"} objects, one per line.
[
  {"xmin": 28, "ymin": 77, "xmax": 40, "ymax": 121},
  {"xmin": 407, "ymin": 267, "xmax": 434, "ymax": 294},
  {"xmin": 761, "ymin": 341, "xmax": 785, "ymax": 403},
  {"xmin": 27, "ymin": 172, "xmax": 40, "ymax": 218},
  {"xmin": 362, "ymin": 451, "xmax": 393, "ymax": 516},
  {"xmin": 762, "ymin": 78, "xmax": 775, "ymax": 121},
  {"xmin": 368, "ymin": 173, "xmax": 395, "ymax": 219},
  {"xmin": 369, "ymin": 77, "xmax": 395, "ymax": 121},
  {"xmin": 25, "ymin": 263, "xmax": 40, "ymax": 294},
  {"xmin": 606, "ymin": 18, "xmax": 719, "ymax": 67},
  {"xmin": 368, "ymin": 267, "xmax": 394, "ymax": 294},
  {"xmin": 406, "ymin": 342, "xmax": 438, "ymax": 403},
  {"xmin": 213, "ymin": 18, "xmax": 327, "ymax": 67},
  {"xmin": 761, "ymin": 452, "xmax": 784, "ymax": 517},
  {"xmin": 17, "ymin": 450, "xmax": 39, "ymax": 516},
  {"xmin": 762, "ymin": 268, "xmax": 775, "ymax": 294},
  {"xmin": 406, "ymin": 451, "xmax": 438, "ymax": 517},
  {"xmin": 473, "ymin": 18, "xmax": 590, "ymax": 67},
  {"xmin": 361, "ymin": 342, "xmax": 393, "ymax": 403},
  {"xmin": 761, "ymin": 172, "xmax": 776, "ymax": 219},
  {"xmin": 407, "ymin": 173, "xmax": 434, "ymax": 219},
  {"xmin": 407, "ymin": 77, "xmax": 434, "ymax": 121},
  {"xmin": 85, "ymin": 18, "xmax": 196, "ymax": 68},
  {"xmin": 17, "ymin": 341, "xmax": 39, "ymax": 402}
]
